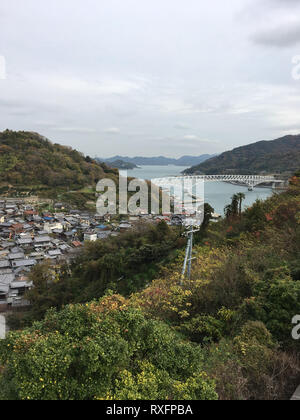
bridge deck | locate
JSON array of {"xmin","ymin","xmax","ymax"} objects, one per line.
[{"xmin": 152, "ymin": 175, "xmax": 285, "ymax": 188}]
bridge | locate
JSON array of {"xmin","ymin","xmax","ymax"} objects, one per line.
[{"xmin": 152, "ymin": 175, "xmax": 286, "ymax": 191}]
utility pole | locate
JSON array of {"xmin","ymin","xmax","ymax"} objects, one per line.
[
  {"xmin": 187, "ymin": 229, "xmax": 193, "ymax": 280},
  {"xmin": 181, "ymin": 226, "xmax": 199, "ymax": 284},
  {"xmin": 181, "ymin": 235, "xmax": 191, "ymax": 284}
]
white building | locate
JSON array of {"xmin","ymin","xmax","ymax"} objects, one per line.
[{"xmin": 84, "ymin": 232, "xmax": 98, "ymax": 242}]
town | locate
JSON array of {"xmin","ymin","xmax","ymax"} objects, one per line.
[{"xmin": 0, "ymin": 197, "xmax": 189, "ymax": 311}]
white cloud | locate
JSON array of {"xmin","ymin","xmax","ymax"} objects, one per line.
[
  {"xmin": 1, "ymin": 0, "xmax": 300, "ymax": 157},
  {"xmin": 183, "ymin": 135, "xmax": 198, "ymax": 140},
  {"xmin": 33, "ymin": 74, "xmax": 143, "ymax": 96},
  {"xmin": 103, "ymin": 127, "xmax": 121, "ymax": 134},
  {"xmin": 50, "ymin": 127, "xmax": 97, "ymax": 133},
  {"xmin": 174, "ymin": 123, "xmax": 190, "ymax": 130}
]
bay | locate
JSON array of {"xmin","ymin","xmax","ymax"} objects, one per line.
[{"xmin": 126, "ymin": 165, "xmax": 274, "ymax": 216}]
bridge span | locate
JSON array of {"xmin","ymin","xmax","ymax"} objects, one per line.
[{"xmin": 152, "ymin": 175, "xmax": 286, "ymax": 190}]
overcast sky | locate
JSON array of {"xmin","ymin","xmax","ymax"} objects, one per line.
[{"xmin": 1, "ymin": 0, "xmax": 300, "ymax": 157}]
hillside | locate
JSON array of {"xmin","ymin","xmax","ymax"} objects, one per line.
[
  {"xmin": 1, "ymin": 172, "xmax": 300, "ymax": 400},
  {"xmin": 98, "ymin": 154, "xmax": 215, "ymax": 167},
  {"xmin": 184, "ymin": 134, "xmax": 300, "ymax": 175},
  {"xmin": 0, "ymin": 130, "xmax": 118, "ymax": 193}
]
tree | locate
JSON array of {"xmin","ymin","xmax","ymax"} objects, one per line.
[
  {"xmin": 0, "ymin": 297, "xmax": 217, "ymax": 400},
  {"xmin": 236, "ymin": 192, "xmax": 246, "ymax": 218},
  {"xmin": 195, "ymin": 203, "xmax": 214, "ymax": 242},
  {"xmin": 224, "ymin": 194, "xmax": 239, "ymax": 219}
]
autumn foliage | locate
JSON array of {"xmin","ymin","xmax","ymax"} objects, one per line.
[{"xmin": 1, "ymin": 172, "xmax": 300, "ymax": 400}]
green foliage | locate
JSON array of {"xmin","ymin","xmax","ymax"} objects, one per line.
[
  {"xmin": 179, "ymin": 314, "xmax": 225, "ymax": 344},
  {"xmin": 20, "ymin": 222, "xmax": 182, "ymax": 325},
  {"xmin": 194, "ymin": 203, "xmax": 214, "ymax": 243},
  {"xmin": 0, "ymin": 298, "xmax": 217, "ymax": 400},
  {"xmin": 0, "ymin": 130, "xmax": 118, "ymax": 191},
  {"xmin": 2, "ymin": 169, "xmax": 300, "ymax": 400},
  {"xmin": 240, "ymin": 268, "xmax": 300, "ymax": 346},
  {"xmin": 104, "ymin": 363, "xmax": 217, "ymax": 400},
  {"xmin": 224, "ymin": 193, "xmax": 245, "ymax": 221}
]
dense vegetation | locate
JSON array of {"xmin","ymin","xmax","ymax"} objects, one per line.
[
  {"xmin": 184, "ymin": 134, "xmax": 300, "ymax": 175},
  {"xmin": 1, "ymin": 173, "xmax": 300, "ymax": 400},
  {"xmin": 9, "ymin": 221, "xmax": 183, "ymax": 326},
  {"xmin": 0, "ymin": 130, "xmax": 118, "ymax": 195}
]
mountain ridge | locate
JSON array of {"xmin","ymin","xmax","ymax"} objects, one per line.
[
  {"xmin": 97, "ymin": 154, "xmax": 216, "ymax": 167},
  {"xmin": 183, "ymin": 134, "xmax": 300, "ymax": 175}
]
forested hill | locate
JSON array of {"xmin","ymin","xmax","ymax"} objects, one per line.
[
  {"xmin": 184, "ymin": 134, "xmax": 300, "ymax": 175},
  {"xmin": 0, "ymin": 130, "xmax": 118, "ymax": 190}
]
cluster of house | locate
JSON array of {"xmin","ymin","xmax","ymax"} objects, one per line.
[
  {"xmin": 0, "ymin": 199, "xmax": 118, "ymax": 310},
  {"xmin": 0, "ymin": 198, "xmax": 192, "ymax": 311}
]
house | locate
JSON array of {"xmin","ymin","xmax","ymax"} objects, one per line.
[
  {"xmin": 97, "ymin": 231, "xmax": 112, "ymax": 240},
  {"xmin": 10, "ymin": 223, "xmax": 24, "ymax": 235},
  {"xmin": 47, "ymin": 249, "xmax": 62, "ymax": 259},
  {"xmin": 72, "ymin": 241, "xmax": 82, "ymax": 248},
  {"xmin": 10, "ymin": 281, "xmax": 33, "ymax": 295},
  {"xmin": 0, "ymin": 241, "xmax": 13, "ymax": 249},
  {"xmin": 62, "ymin": 231, "xmax": 75, "ymax": 242},
  {"xmin": 37, "ymin": 230, "xmax": 48, "ymax": 236},
  {"xmin": 34, "ymin": 236, "xmax": 52, "ymax": 247},
  {"xmin": 24, "ymin": 210, "xmax": 38, "ymax": 217},
  {"xmin": 0, "ymin": 274, "xmax": 16, "ymax": 285},
  {"xmin": 84, "ymin": 232, "xmax": 97, "ymax": 242},
  {"xmin": 59, "ymin": 244, "xmax": 70, "ymax": 253},
  {"xmin": 16, "ymin": 237, "xmax": 33, "ymax": 247},
  {"xmin": 11, "ymin": 259, "xmax": 37, "ymax": 269},
  {"xmin": 44, "ymin": 222, "xmax": 63, "ymax": 234},
  {"xmin": 5, "ymin": 204, "xmax": 18, "ymax": 211},
  {"xmin": 0, "ymin": 269, "xmax": 13, "ymax": 276},
  {"xmin": 119, "ymin": 223, "xmax": 132, "ymax": 232},
  {"xmin": 0, "ymin": 250, "xmax": 9, "ymax": 259},
  {"xmin": 0, "ymin": 284, "xmax": 9, "ymax": 302},
  {"xmin": 43, "ymin": 215, "xmax": 54, "ymax": 222},
  {"xmin": 8, "ymin": 252, "xmax": 25, "ymax": 261},
  {"xmin": 0, "ymin": 260, "xmax": 10, "ymax": 269},
  {"xmin": 14, "ymin": 266, "xmax": 31, "ymax": 279},
  {"xmin": 129, "ymin": 216, "xmax": 139, "ymax": 222},
  {"xmin": 80, "ymin": 216, "xmax": 90, "ymax": 227},
  {"xmin": 95, "ymin": 224, "xmax": 108, "ymax": 230},
  {"xmin": 0, "ymin": 272, "xmax": 15, "ymax": 304},
  {"xmin": 29, "ymin": 252, "xmax": 45, "ymax": 261}
]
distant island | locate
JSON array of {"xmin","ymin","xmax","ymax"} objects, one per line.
[
  {"xmin": 96, "ymin": 154, "xmax": 216, "ymax": 167},
  {"xmin": 96, "ymin": 159, "xmax": 139, "ymax": 170},
  {"xmin": 183, "ymin": 134, "xmax": 300, "ymax": 175}
]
